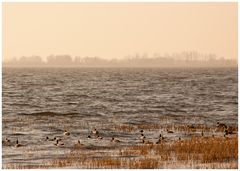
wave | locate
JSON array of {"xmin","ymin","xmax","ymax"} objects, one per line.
[{"xmin": 19, "ymin": 111, "xmax": 79, "ymax": 116}]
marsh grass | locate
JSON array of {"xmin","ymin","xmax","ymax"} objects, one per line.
[
  {"xmin": 3, "ymin": 120, "xmax": 238, "ymax": 169},
  {"xmin": 5, "ymin": 135, "xmax": 236, "ymax": 169},
  {"xmin": 113, "ymin": 123, "xmax": 235, "ymax": 134}
]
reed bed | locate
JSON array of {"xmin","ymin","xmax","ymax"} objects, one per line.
[
  {"xmin": 113, "ymin": 123, "xmax": 237, "ymax": 133},
  {"xmin": 3, "ymin": 119, "xmax": 238, "ymax": 170},
  {"xmin": 4, "ymin": 135, "xmax": 236, "ymax": 169}
]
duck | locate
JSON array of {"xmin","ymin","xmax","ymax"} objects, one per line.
[
  {"xmin": 159, "ymin": 134, "xmax": 165, "ymax": 140},
  {"xmin": 5, "ymin": 138, "xmax": 10, "ymax": 143},
  {"xmin": 217, "ymin": 122, "xmax": 227, "ymax": 129},
  {"xmin": 56, "ymin": 137, "xmax": 62, "ymax": 141},
  {"xmin": 54, "ymin": 139, "xmax": 64, "ymax": 147},
  {"xmin": 87, "ymin": 135, "xmax": 91, "ymax": 139},
  {"xmin": 224, "ymin": 128, "xmax": 231, "ymax": 136},
  {"xmin": 64, "ymin": 130, "xmax": 70, "ymax": 136},
  {"xmin": 3, "ymin": 138, "xmax": 11, "ymax": 146},
  {"xmin": 97, "ymin": 135, "xmax": 103, "ymax": 140},
  {"xmin": 45, "ymin": 136, "xmax": 50, "ymax": 141},
  {"xmin": 167, "ymin": 129, "xmax": 174, "ymax": 133},
  {"xmin": 75, "ymin": 140, "xmax": 83, "ymax": 147},
  {"xmin": 225, "ymin": 126, "xmax": 234, "ymax": 135},
  {"xmin": 46, "ymin": 136, "xmax": 56, "ymax": 141},
  {"xmin": 91, "ymin": 128, "xmax": 99, "ymax": 135},
  {"xmin": 140, "ymin": 134, "xmax": 146, "ymax": 140},
  {"xmin": 111, "ymin": 137, "xmax": 120, "ymax": 143},
  {"xmin": 155, "ymin": 138, "xmax": 161, "ymax": 144},
  {"xmin": 139, "ymin": 130, "xmax": 144, "ymax": 133},
  {"xmin": 201, "ymin": 131, "xmax": 204, "ymax": 137},
  {"xmin": 15, "ymin": 139, "xmax": 22, "ymax": 148},
  {"xmin": 142, "ymin": 139, "xmax": 153, "ymax": 145}
]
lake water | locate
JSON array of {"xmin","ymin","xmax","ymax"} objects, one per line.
[{"xmin": 2, "ymin": 67, "xmax": 238, "ymax": 167}]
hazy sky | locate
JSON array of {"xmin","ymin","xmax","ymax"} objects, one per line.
[{"xmin": 3, "ymin": 2, "xmax": 237, "ymax": 61}]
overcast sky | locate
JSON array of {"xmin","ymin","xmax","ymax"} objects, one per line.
[{"xmin": 3, "ymin": 2, "xmax": 237, "ymax": 61}]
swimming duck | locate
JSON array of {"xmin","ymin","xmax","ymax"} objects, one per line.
[
  {"xmin": 142, "ymin": 139, "xmax": 153, "ymax": 145},
  {"xmin": 140, "ymin": 134, "xmax": 146, "ymax": 140},
  {"xmin": 75, "ymin": 140, "xmax": 83, "ymax": 147},
  {"xmin": 155, "ymin": 138, "xmax": 161, "ymax": 144},
  {"xmin": 97, "ymin": 135, "xmax": 103, "ymax": 140},
  {"xmin": 46, "ymin": 136, "xmax": 57, "ymax": 141},
  {"xmin": 159, "ymin": 134, "xmax": 165, "ymax": 140},
  {"xmin": 54, "ymin": 139, "xmax": 64, "ymax": 147},
  {"xmin": 140, "ymin": 130, "xmax": 144, "ymax": 133},
  {"xmin": 217, "ymin": 122, "xmax": 227, "ymax": 129},
  {"xmin": 15, "ymin": 139, "xmax": 22, "ymax": 148},
  {"xmin": 225, "ymin": 126, "xmax": 234, "ymax": 135},
  {"xmin": 64, "ymin": 130, "xmax": 70, "ymax": 136},
  {"xmin": 91, "ymin": 128, "xmax": 99, "ymax": 135},
  {"xmin": 3, "ymin": 138, "xmax": 11, "ymax": 146},
  {"xmin": 87, "ymin": 135, "xmax": 91, "ymax": 139},
  {"xmin": 5, "ymin": 138, "xmax": 10, "ymax": 143},
  {"xmin": 111, "ymin": 137, "xmax": 120, "ymax": 143}
]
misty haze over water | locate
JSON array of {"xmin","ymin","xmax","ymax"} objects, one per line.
[{"xmin": 3, "ymin": 52, "xmax": 237, "ymax": 68}]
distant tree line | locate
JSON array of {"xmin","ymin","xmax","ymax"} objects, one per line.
[{"xmin": 3, "ymin": 51, "xmax": 237, "ymax": 68}]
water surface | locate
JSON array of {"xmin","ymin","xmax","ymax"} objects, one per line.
[{"xmin": 2, "ymin": 67, "xmax": 238, "ymax": 166}]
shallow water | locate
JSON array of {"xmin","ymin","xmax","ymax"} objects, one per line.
[{"xmin": 2, "ymin": 67, "xmax": 238, "ymax": 166}]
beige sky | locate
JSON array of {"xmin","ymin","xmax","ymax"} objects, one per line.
[{"xmin": 3, "ymin": 2, "xmax": 238, "ymax": 61}]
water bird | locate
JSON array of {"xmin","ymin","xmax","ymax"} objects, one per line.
[
  {"xmin": 201, "ymin": 131, "xmax": 204, "ymax": 137},
  {"xmin": 167, "ymin": 129, "xmax": 174, "ymax": 133},
  {"xmin": 140, "ymin": 130, "xmax": 144, "ymax": 133},
  {"xmin": 64, "ymin": 130, "xmax": 70, "ymax": 136},
  {"xmin": 15, "ymin": 139, "xmax": 22, "ymax": 148},
  {"xmin": 224, "ymin": 128, "xmax": 231, "ymax": 136},
  {"xmin": 75, "ymin": 140, "xmax": 83, "ymax": 147},
  {"xmin": 56, "ymin": 137, "xmax": 62, "ymax": 141},
  {"xmin": 4, "ymin": 138, "xmax": 10, "ymax": 143},
  {"xmin": 97, "ymin": 135, "xmax": 103, "ymax": 140},
  {"xmin": 140, "ymin": 134, "xmax": 146, "ymax": 140},
  {"xmin": 111, "ymin": 137, "xmax": 120, "ymax": 143},
  {"xmin": 225, "ymin": 126, "xmax": 234, "ymax": 135},
  {"xmin": 217, "ymin": 122, "xmax": 227, "ymax": 129},
  {"xmin": 91, "ymin": 128, "xmax": 99, "ymax": 135},
  {"xmin": 3, "ymin": 138, "xmax": 11, "ymax": 146},
  {"xmin": 87, "ymin": 135, "xmax": 91, "ymax": 139},
  {"xmin": 155, "ymin": 138, "xmax": 161, "ymax": 144},
  {"xmin": 46, "ymin": 136, "xmax": 56, "ymax": 141},
  {"xmin": 142, "ymin": 139, "xmax": 153, "ymax": 144},
  {"xmin": 54, "ymin": 139, "xmax": 64, "ymax": 147},
  {"xmin": 159, "ymin": 134, "xmax": 165, "ymax": 140}
]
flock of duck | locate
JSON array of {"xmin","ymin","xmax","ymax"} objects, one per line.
[{"xmin": 2, "ymin": 121, "xmax": 236, "ymax": 148}]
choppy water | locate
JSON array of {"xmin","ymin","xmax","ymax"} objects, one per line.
[{"xmin": 2, "ymin": 67, "xmax": 238, "ymax": 167}]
